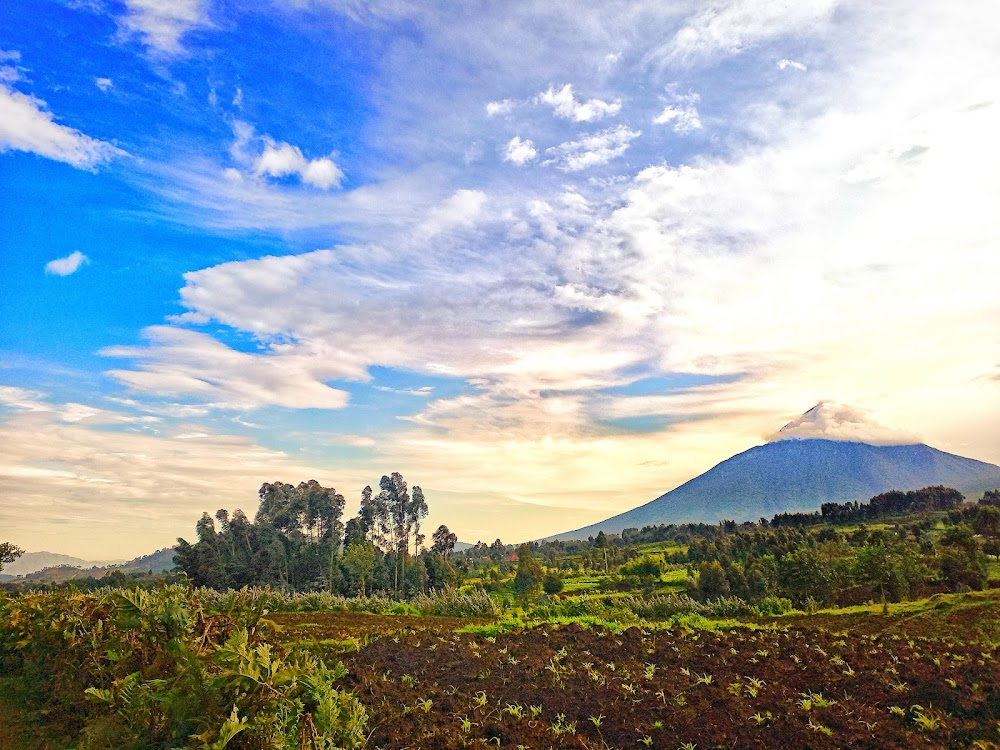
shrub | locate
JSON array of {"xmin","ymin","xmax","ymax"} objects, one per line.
[
  {"xmin": 542, "ymin": 572, "xmax": 564, "ymax": 595},
  {"xmin": 0, "ymin": 586, "xmax": 367, "ymax": 749}
]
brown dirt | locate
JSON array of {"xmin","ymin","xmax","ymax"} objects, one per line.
[{"xmin": 335, "ymin": 622, "xmax": 1000, "ymax": 749}]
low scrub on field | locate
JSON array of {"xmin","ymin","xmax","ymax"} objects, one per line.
[{"xmin": 0, "ymin": 586, "xmax": 367, "ymax": 749}]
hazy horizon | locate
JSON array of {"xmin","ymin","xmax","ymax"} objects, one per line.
[{"xmin": 2, "ymin": 1, "xmax": 999, "ymax": 559}]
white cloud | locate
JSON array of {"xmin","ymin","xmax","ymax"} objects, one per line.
[
  {"xmin": 653, "ymin": 89, "xmax": 702, "ymax": 133},
  {"xmin": 419, "ymin": 188, "xmax": 487, "ymax": 236},
  {"xmin": 0, "ymin": 385, "xmax": 49, "ymax": 413},
  {"xmin": 0, "ymin": 85, "xmax": 120, "ymax": 168},
  {"xmin": 769, "ymin": 402, "xmax": 920, "ymax": 444},
  {"xmin": 232, "ymin": 86, "xmax": 243, "ymax": 107},
  {"xmin": 48, "ymin": 0, "xmax": 1000, "ymax": 547},
  {"xmin": 240, "ymin": 133, "xmax": 345, "ymax": 190},
  {"xmin": 652, "ymin": 0, "xmax": 839, "ymax": 65},
  {"xmin": 777, "ymin": 58, "xmax": 807, "ymax": 72},
  {"xmin": 546, "ymin": 124, "xmax": 641, "ymax": 171},
  {"xmin": 101, "ymin": 326, "xmax": 352, "ymax": 410},
  {"xmin": 118, "ymin": 0, "xmax": 210, "ymax": 56},
  {"xmin": 0, "ymin": 52, "xmax": 21, "ymax": 83},
  {"xmin": 0, "ymin": 385, "xmax": 159, "ymax": 426},
  {"xmin": 95, "ymin": 77, "xmax": 113, "ymax": 91},
  {"xmin": 327, "ymin": 434, "xmax": 377, "ymax": 447},
  {"xmin": 485, "ymin": 98, "xmax": 513, "ymax": 117},
  {"xmin": 374, "ymin": 384, "xmax": 434, "ymax": 397},
  {"xmin": 278, "ymin": 0, "xmax": 418, "ymax": 24},
  {"xmin": 228, "ymin": 119, "xmax": 254, "ymax": 163},
  {"xmin": 538, "ymin": 83, "xmax": 621, "ymax": 122},
  {"xmin": 45, "ymin": 251, "xmax": 89, "ymax": 276},
  {"xmin": 502, "ymin": 136, "xmax": 537, "ymax": 165},
  {"xmin": 0, "ymin": 405, "xmax": 344, "ymax": 558}
]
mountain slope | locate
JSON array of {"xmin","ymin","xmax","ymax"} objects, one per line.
[
  {"xmin": 0, "ymin": 551, "xmax": 123, "ymax": 577},
  {"xmin": 112, "ymin": 547, "xmax": 177, "ymax": 575},
  {"xmin": 0, "ymin": 548, "xmax": 176, "ymax": 583},
  {"xmin": 549, "ymin": 439, "xmax": 1000, "ymax": 541}
]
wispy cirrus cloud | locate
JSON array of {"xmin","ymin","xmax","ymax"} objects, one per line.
[
  {"xmin": 649, "ymin": 0, "xmax": 840, "ymax": 66},
  {"xmin": 545, "ymin": 124, "xmax": 641, "ymax": 171},
  {"xmin": 101, "ymin": 326, "xmax": 352, "ymax": 410},
  {"xmin": 653, "ymin": 89, "xmax": 702, "ymax": 133},
  {"xmin": 117, "ymin": 0, "xmax": 211, "ymax": 56}
]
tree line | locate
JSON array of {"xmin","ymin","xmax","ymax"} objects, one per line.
[
  {"xmin": 175, "ymin": 473, "xmax": 459, "ymax": 596},
  {"xmin": 460, "ymin": 486, "xmax": 1000, "ymax": 607}
]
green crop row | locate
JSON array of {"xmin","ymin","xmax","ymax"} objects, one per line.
[
  {"xmin": 526, "ymin": 592, "xmax": 793, "ymax": 623},
  {"xmin": 191, "ymin": 584, "xmax": 498, "ymax": 618}
]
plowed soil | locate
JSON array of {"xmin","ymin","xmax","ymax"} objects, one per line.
[{"xmin": 337, "ymin": 622, "xmax": 1000, "ymax": 749}]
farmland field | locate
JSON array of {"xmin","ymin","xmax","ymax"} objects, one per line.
[
  {"xmin": 279, "ymin": 592, "xmax": 1000, "ymax": 749},
  {"xmin": 269, "ymin": 590, "xmax": 1000, "ymax": 749},
  {"xmin": 3, "ymin": 586, "xmax": 1000, "ymax": 748},
  {"xmin": 333, "ymin": 616, "xmax": 999, "ymax": 748},
  {"xmin": 5, "ymin": 492, "xmax": 1000, "ymax": 749}
]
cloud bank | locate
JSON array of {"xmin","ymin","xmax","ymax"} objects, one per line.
[{"xmin": 769, "ymin": 402, "xmax": 921, "ymax": 445}]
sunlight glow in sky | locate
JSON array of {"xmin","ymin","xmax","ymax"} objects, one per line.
[{"xmin": 1, "ymin": 0, "xmax": 998, "ymax": 558}]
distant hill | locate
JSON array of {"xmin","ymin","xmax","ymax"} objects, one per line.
[
  {"xmin": 548, "ymin": 439, "xmax": 1000, "ymax": 541},
  {"xmin": 0, "ymin": 547, "xmax": 176, "ymax": 584},
  {"xmin": 0, "ymin": 551, "xmax": 123, "ymax": 577},
  {"xmin": 111, "ymin": 547, "xmax": 177, "ymax": 575}
]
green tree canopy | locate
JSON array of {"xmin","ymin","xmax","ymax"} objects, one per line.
[
  {"xmin": 513, "ymin": 544, "xmax": 544, "ymax": 600},
  {"xmin": 431, "ymin": 524, "xmax": 458, "ymax": 556}
]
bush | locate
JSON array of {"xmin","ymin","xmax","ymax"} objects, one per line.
[
  {"xmin": 619, "ymin": 555, "xmax": 664, "ymax": 578},
  {"xmin": 542, "ymin": 572, "xmax": 564, "ymax": 595}
]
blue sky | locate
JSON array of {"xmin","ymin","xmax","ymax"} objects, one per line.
[{"xmin": 1, "ymin": 0, "xmax": 999, "ymax": 558}]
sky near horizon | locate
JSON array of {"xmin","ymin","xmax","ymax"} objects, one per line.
[{"xmin": 1, "ymin": 0, "xmax": 999, "ymax": 560}]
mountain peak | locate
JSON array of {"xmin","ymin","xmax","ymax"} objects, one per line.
[{"xmin": 548, "ymin": 438, "xmax": 1000, "ymax": 541}]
